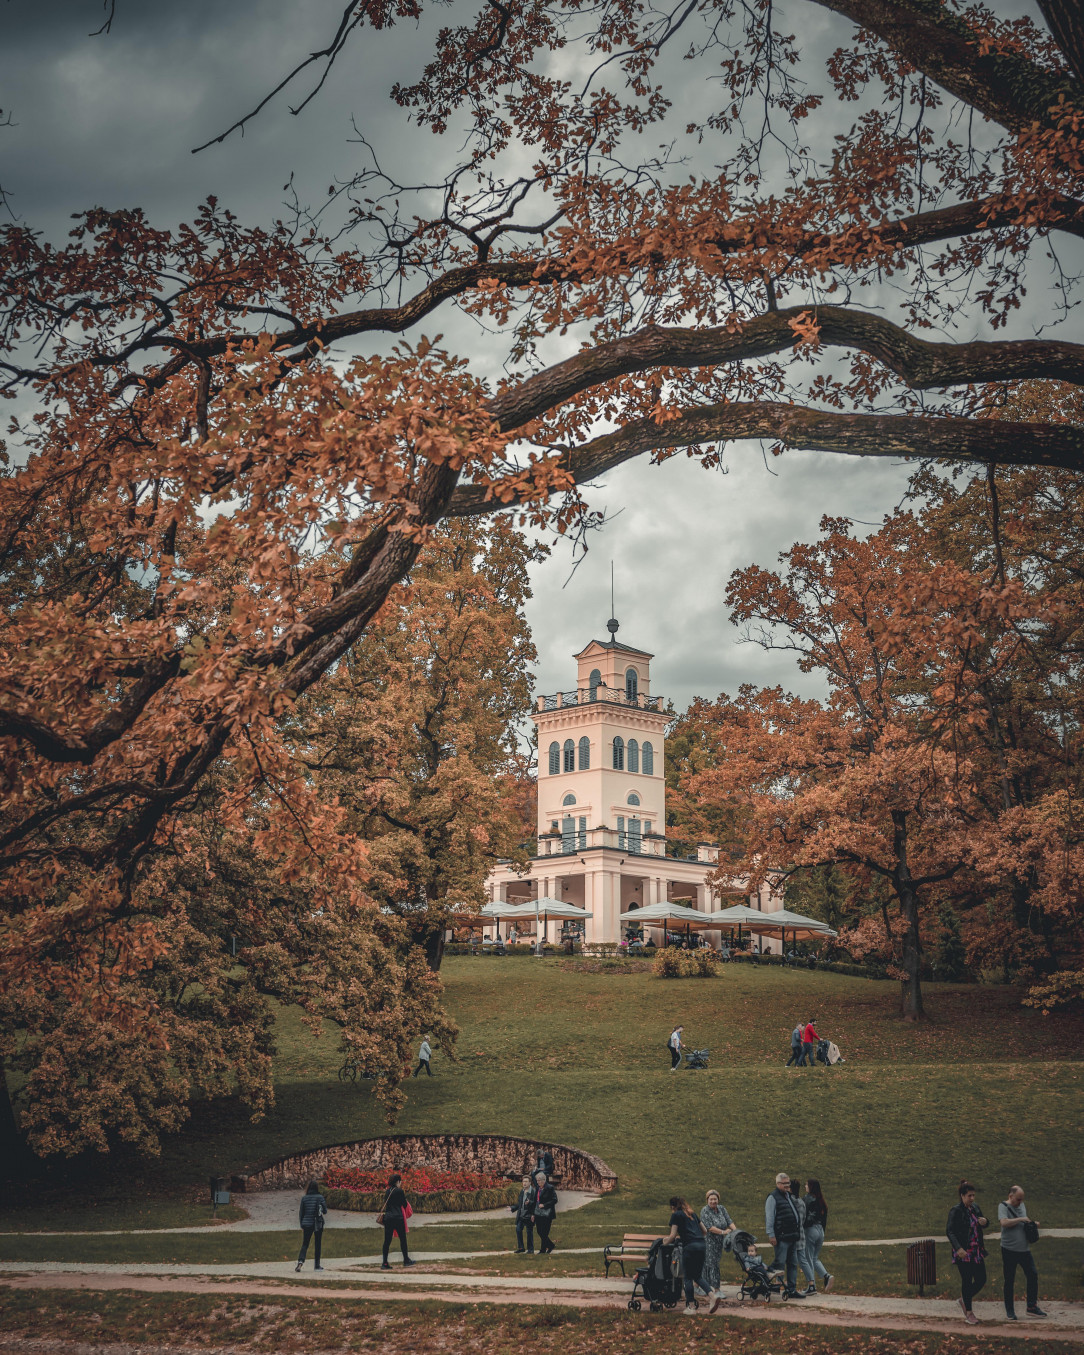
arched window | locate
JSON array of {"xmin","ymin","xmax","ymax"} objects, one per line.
[
  {"xmin": 548, "ymin": 741, "xmax": 560, "ymax": 775},
  {"xmin": 612, "ymin": 735, "xmax": 625, "ymax": 770},
  {"xmin": 588, "ymin": 668, "xmax": 602, "ymax": 701},
  {"xmin": 642, "ymin": 741, "xmax": 654, "ymax": 775},
  {"xmin": 627, "ymin": 792, "xmax": 641, "ymax": 806},
  {"xmin": 627, "ymin": 738, "xmax": 639, "ymax": 773},
  {"xmin": 562, "ymin": 793, "xmax": 577, "ymax": 806},
  {"xmin": 563, "ymin": 738, "xmax": 575, "ymax": 773},
  {"xmin": 578, "ymin": 735, "xmax": 590, "ymax": 770},
  {"xmin": 625, "ymin": 667, "xmax": 639, "ymax": 702}
]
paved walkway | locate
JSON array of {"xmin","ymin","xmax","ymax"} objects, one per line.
[
  {"xmin": 1, "ymin": 1264, "xmax": 1081, "ymax": 1343},
  {"xmin": 0, "ymin": 1191, "xmax": 603, "ymax": 1237}
]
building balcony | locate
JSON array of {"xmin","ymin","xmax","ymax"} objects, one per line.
[
  {"xmin": 536, "ymin": 687, "xmax": 664, "ymax": 712},
  {"xmin": 534, "ymin": 827, "xmax": 719, "ymax": 861}
]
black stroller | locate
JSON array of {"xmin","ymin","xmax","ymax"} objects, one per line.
[
  {"xmin": 684, "ymin": 1047, "xmax": 709, "ymax": 1070},
  {"xmin": 628, "ymin": 1238, "xmax": 686, "ymax": 1312},
  {"xmin": 732, "ymin": 1230, "xmax": 787, "ymax": 1303},
  {"xmin": 816, "ymin": 1038, "xmax": 844, "ymax": 1066}
]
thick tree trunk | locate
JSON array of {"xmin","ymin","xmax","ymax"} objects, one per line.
[
  {"xmin": 897, "ymin": 881, "xmax": 926, "ymax": 1020},
  {"xmin": 0, "ymin": 1058, "xmax": 27, "ymax": 1166},
  {"xmin": 891, "ymin": 810, "xmax": 926, "ymax": 1020},
  {"xmin": 423, "ymin": 926, "xmax": 446, "ymax": 973}
]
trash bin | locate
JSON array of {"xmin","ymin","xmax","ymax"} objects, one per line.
[
  {"xmin": 906, "ymin": 1239, "xmax": 937, "ymax": 1296},
  {"xmin": 210, "ymin": 1176, "xmax": 231, "ymax": 1215}
]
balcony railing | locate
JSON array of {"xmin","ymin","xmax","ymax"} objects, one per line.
[{"xmin": 538, "ymin": 687, "xmax": 664, "ymax": 712}]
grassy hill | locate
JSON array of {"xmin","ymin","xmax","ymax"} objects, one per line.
[{"xmin": 2, "ymin": 958, "xmax": 1081, "ymax": 1292}]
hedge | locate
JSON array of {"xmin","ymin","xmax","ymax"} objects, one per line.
[{"xmin": 324, "ymin": 1184, "xmax": 521, "ymax": 1214}]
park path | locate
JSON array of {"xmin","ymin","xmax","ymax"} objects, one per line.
[
  {"xmin": 0, "ymin": 1191, "xmax": 604, "ymax": 1237},
  {"xmin": 1, "ymin": 1265, "xmax": 1081, "ymax": 1344}
]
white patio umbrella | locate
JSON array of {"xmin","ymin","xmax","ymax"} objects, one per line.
[
  {"xmin": 707, "ymin": 903, "xmax": 835, "ymax": 952},
  {"xmin": 619, "ymin": 900, "xmax": 715, "ymax": 945},
  {"xmin": 502, "ymin": 897, "xmax": 592, "ymax": 949},
  {"xmin": 480, "ymin": 900, "xmax": 530, "ymax": 940}
]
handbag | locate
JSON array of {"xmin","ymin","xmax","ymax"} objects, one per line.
[{"xmin": 1024, "ymin": 1220, "xmax": 1040, "ymax": 1244}]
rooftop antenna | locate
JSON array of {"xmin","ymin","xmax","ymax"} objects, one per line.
[{"xmin": 607, "ymin": 560, "xmax": 619, "ymax": 642}]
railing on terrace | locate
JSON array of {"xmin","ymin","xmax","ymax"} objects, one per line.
[{"xmin": 538, "ymin": 688, "xmax": 664, "ymax": 712}]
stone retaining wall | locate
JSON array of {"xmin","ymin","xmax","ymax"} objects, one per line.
[{"xmin": 232, "ymin": 1134, "xmax": 616, "ymax": 1195}]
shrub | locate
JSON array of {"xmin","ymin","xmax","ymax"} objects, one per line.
[{"xmin": 652, "ymin": 948, "xmax": 720, "ymax": 978}]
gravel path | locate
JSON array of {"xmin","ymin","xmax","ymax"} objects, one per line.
[{"xmin": 1, "ymin": 1267, "xmax": 1080, "ymax": 1343}]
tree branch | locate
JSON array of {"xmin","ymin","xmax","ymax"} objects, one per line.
[
  {"xmin": 486, "ymin": 307, "xmax": 1084, "ymax": 432},
  {"xmin": 813, "ymin": 0, "xmax": 1082, "ymax": 133},
  {"xmin": 448, "ymin": 404, "xmax": 1084, "ymax": 517}
]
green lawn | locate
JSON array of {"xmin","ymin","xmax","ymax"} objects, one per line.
[{"xmin": 2, "ymin": 959, "xmax": 1082, "ymax": 1282}]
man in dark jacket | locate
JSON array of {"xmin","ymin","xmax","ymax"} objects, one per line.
[
  {"xmin": 765, "ymin": 1172, "xmax": 805, "ymax": 1298},
  {"xmin": 512, "ymin": 1174, "xmax": 535, "ymax": 1253},
  {"xmin": 295, "ymin": 1181, "xmax": 328, "ymax": 1272},
  {"xmin": 785, "ymin": 1022, "xmax": 805, "ymax": 1067}
]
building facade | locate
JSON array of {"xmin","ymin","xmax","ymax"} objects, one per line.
[{"xmin": 484, "ymin": 620, "xmax": 783, "ymax": 945}]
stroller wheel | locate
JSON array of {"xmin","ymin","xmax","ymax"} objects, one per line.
[
  {"xmin": 631, "ymin": 1300, "xmax": 642, "ymax": 1311},
  {"xmin": 649, "ymin": 1302, "xmax": 661, "ymax": 1313}
]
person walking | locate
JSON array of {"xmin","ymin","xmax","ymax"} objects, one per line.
[
  {"xmin": 788, "ymin": 1175, "xmax": 819, "ymax": 1295},
  {"xmin": 700, "ymin": 1188, "xmax": 736, "ymax": 1307},
  {"xmin": 378, "ymin": 1172, "xmax": 416, "ymax": 1270},
  {"xmin": 511, "ymin": 1175, "xmax": 535, "ymax": 1253},
  {"xmin": 947, "ymin": 1179, "xmax": 988, "ymax": 1324},
  {"xmin": 765, "ymin": 1171, "xmax": 804, "ymax": 1299},
  {"xmin": 668, "ymin": 1024, "xmax": 684, "ymax": 1071},
  {"xmin": 295, "ymin": 1180, "xmax": 327, "ymax": 1272},
  {"xmin": 666, "ymin": 1196, "xmax": 708, "ymax": 1314},
  {"xmin": 412, "ymin": 1035, "xmax": 432, "ymax": 1077},
  {"xmin": 999, "ymin": 1184, "xmax": 1045, "ymax": 1319},
  {"xmin": 802, "ymin": 1178, "xmax": 834, "ymax": 1292},
  {"xmin": 533, "ymin": 1173, "xmax": 559, "ymax": 1253},
  {"xmin": 785, "ymin": 1022, "xmax": 805, "ymax": 1067},
  {"xmin": 801, "ymin": 1017, "xmax": 819, "ymax": 1069}
]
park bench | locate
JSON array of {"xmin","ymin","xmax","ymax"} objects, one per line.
[{"xmin": 604, "ymin": 1232, "xmax": 663, "ymax": 1278}]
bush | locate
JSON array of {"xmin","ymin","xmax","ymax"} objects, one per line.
[{"xmin": 652, "ymin": 948, "xmax": 720, "ymax": 978}]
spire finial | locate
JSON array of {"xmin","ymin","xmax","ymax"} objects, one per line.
[{"xmin": 607, "ymin": 560, "xmax": 619, "ymax": 640}]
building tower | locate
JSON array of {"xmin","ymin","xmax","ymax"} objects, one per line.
[{"xmin": 483, "ymin": 617, "xmax": 788, "ymax": 946}]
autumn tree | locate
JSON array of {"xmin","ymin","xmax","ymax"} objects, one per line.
[
  {"xmin": 682, "ymin": 515, "xmax": 1042, "ymax": 1018},
  {"xmin": 296, "ymin": 518, "xmax": 539, "ymax": 970},
  {"xmin": 680, "ymin": 467, "xmax": 1083, "ymax": 1017},
  {"xmin": 2, "ymin": 1, "xmax": 1083, "ymax": 1141}
]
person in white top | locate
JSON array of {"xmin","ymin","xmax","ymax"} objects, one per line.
[
  {"xmin": 669, "ymin": 1025, "xmax": 683, "ymax": 1071},
  {"xmin": 413, "ymin": 1036, "xmax": 433, "ymax": 1077}
]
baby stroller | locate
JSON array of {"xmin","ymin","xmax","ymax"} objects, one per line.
[
  {"xmin": 816, "ymin": 1038, "xmax": 845, "ymax": 1066},
  {"xmin": 628, "ymin": 1238, "xmax": 685, "ymax": 1312},
  {"xmin": 732, "ymin": 1230, "xmax": 787, "ymax": 1303},
  {"xmin": 684, "ymin": 1047, "xmax": 709, "ymax": 1070}
]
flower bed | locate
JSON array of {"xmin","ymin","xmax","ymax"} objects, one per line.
[
  {"xmin": 323, "ymin": 1184, "xmax": 520, "ymax": 1214},
  {"xmin": 321, "ymin": 1165, "xmax": 520, "ymax": 1214},
  {"xmin": 324, "ymin": 1167, "xmax": 506, "ymax": 1193}
]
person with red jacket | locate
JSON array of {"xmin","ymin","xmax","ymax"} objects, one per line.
[{"xmin": 801, "ymin": 1018, "xmax": 820, "ymax": 1069}]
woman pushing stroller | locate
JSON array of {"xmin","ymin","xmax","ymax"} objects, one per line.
[{"xmin": 665, "ymin": 1197, "xmax": 708, "ymax": 1315}]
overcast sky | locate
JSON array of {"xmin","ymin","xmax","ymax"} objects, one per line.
[{"xmin": 4, "ymin": 0, "xmax": 1048, "ymax": 715}]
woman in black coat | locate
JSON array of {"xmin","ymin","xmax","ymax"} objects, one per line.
[
  {"xmin": 533, "ymin": 1174, "xmax": 559, "ymax": 1254},
  {"xmin": 947, "ymin": 1178, "xmax": 989, "ymax": 1324},
  {"xmin": 379, "ymin": 1172, "xmax": 416, "ymax": 1269},
  {"xmin": 295, "ymin": 1180, "xmax": 327, "ymax": 1272}
]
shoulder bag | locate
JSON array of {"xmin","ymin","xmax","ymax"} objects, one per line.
[{"xmin": 1001, "ymin": 1201, "xmax": 1039, "ymax": 1245}]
